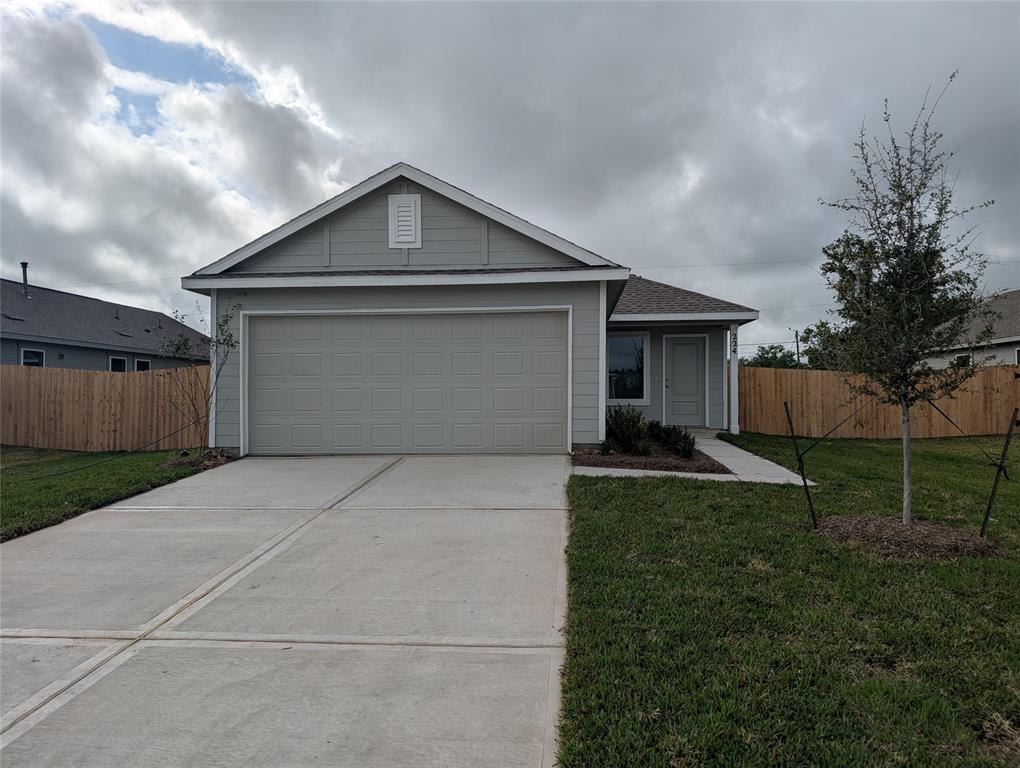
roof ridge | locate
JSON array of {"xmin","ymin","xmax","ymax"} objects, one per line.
[{"xmin": 0, "ymin": 277, "xmax": 178, "ymax": 319}]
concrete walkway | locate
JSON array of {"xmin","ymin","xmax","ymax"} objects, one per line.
[
  {"xmin": 1, "ymin": 456, "xmax": 569, "ymax": 767},
  {"xmin": 574, "ymin": 430, "xmax": 810, "ymax": 485}
]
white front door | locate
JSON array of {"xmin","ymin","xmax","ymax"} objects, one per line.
[{"xmin": 665, "ymin": 337, "xmax": 706, "ymax": 426}]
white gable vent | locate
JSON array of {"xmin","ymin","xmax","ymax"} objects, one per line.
[{"xmin": 388, "ymin": 194, "xmax": 422, "ymax": 248}]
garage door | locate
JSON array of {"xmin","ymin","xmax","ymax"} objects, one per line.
[{"xmin": 247, "ymin": 311, "xmax": 568, "ymax": 454}]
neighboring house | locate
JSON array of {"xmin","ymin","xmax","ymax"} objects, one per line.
[
  {"xmin": 927, "ymin": 288, "xmax": 1020, "ymax": 368},
  {"xmin": 1, "ymin": 271, "xmax": 209, "ymax": 372},
  {"xmin": 182, "ymin": 163, "xmax": 757, "ymax": 456}
]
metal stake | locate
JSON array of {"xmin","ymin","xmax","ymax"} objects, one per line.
[
  {"xmin": 784, "ymin": 400, "xmax": 818, "ymax": 529},
  {"xmin": 981, "ymin": 407, "xmax": 1017, "ymax": 538}
]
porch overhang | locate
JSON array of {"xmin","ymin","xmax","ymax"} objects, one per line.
[{"xmin": 609, "ymin": 311, "xmax": 758, "ymax": 324}]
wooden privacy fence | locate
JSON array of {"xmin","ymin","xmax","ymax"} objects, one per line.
[
  {"xmin": 1, "ymin": 365, "xmax": 209, "ymax": 452},
  {"xmin": 740, "ymin": 366, "xmax": 1020, "ymax": 439}
]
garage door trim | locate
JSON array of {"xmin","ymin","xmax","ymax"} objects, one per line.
[{"xmin": 238, "ymin": 305, "xmax": 573, "ymax": 456}]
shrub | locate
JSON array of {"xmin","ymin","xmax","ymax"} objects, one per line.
[
  {"xmin": 666, "ymin": 425, "xmax": 697, "ymax": 459},
  {"xmin": 647, "ymin": 420, "xmax": 665, "ymax": 442},
  {"xmin": 598, "ymin": 439, "xmax": 612, "ymax": 455},
  {"xmin": 605, "ymin": 405, "xmax": 647, "ymax": 453},
  {"xmin": 636, "ymin": 438, "xmax": 653, "ymax": 456}
]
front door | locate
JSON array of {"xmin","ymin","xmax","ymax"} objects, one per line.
[{"xmin": 665, "ymin": 337, "xmax": 705, "ymax": 426}]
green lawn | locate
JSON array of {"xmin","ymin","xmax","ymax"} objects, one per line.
[
  {"xmin": 561, "ymin": 435, "xmax": 1019, "ymax": 767},
  {"xmin": 1, "ymin": 446, "xmax": 210, "ymax": 541}
]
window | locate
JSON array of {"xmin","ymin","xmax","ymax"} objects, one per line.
[
  {"xmin": 135, "ymin": 359, "xmax": 151, "ymax": 372},
  {"xmin": 1015, "ymin": 348, "xmax": 1019, "ymax": 365},
  {"xmin": 388, "ymin": 194, "xmax": 421, "ymax": 248},
  {"xmin": 109, "ymin": 356, "xmax": 127, "ymax": 372},
  {"xmin": 20, "ymin": 348, "xmax": 44, "ymax": 367},
  {"xmin": 607, "ymin": 333, "xmax": 650, "ymax": 404},
  {"xmin": 955, "ymin": 354, "xmax": 971, "ymax": 366}
]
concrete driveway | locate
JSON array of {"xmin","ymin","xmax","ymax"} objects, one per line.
[{"xmin": 0, "ymin": 455, "xmax": 569, "ymax": 767}]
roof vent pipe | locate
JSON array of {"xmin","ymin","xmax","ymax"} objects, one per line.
[
  {"xmin": 20, "ymin": 262, "xmax": 29, "ymax": 297},
  {"xmin": 115, "ymin": 306, "xmax": 120, "ymax": 320}
]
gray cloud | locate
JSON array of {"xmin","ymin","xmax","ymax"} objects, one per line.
[{"xmin": 3, "ymin": 2, "xmax": 1018, "ymax": 348}]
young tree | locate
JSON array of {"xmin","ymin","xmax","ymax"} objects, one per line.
[
  {"xmin": 740, "ymin": 343, "xmax": 800, "ymax": 369},
  {"xmin": 816, "ymin": 72, "xmax": 995, "ymax": 524},
  {"xmin": 159, "ymin": 302, "xmax": 239, "ymax": 447}
]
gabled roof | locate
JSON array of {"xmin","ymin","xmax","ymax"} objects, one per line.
[
  {"xmin": 0, "ymin": 278, "xmax": 208, "ymax": 358},
  {"xmin": 610, "ymin": 275, "xmax": 758, "ymax": 321},
  {"xmin": 193, "ymin": 162, "xmax": 622, "ymax": 276}
]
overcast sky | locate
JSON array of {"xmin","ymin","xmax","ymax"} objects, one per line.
[{"xmin": 2, "ymin": 1, "xmax": 1018, "ymax": 350}]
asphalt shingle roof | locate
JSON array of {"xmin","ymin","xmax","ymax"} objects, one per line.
[
  {"xmin": 976, "ymin": 288, "xmax": 1020, "ymax": 339},
  {"xmin": 1, "ymin": 279, "xmax": 208, "ymax": 358},
  {"xmin": 613, "ymin": 275, "xmax": 756, "ymax": 315}
]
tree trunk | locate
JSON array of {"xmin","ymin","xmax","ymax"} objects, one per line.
[{"xmin": 901, "ymin": 400, "xmax": 912, "ymax": 525}]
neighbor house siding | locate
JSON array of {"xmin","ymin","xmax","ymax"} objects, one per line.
[
  {"xmin": 231, "ymin": 181, "xmax": 578, "ymax": 274},
  {"xmin": 606, "ymin": 325, "xmax": 727, "ymax": 429},
  {"xmin": 213, "ymin": 281, "xmax": 601, "ymax": 450},
  {"xmin": 0, "ymin": 338, "xmax": 195, "ymax": 371},
  {"xmin": 928, "ymin": 341, "xmax": 1020, "ymax": 368}
]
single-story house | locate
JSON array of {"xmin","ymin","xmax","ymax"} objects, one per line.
[
  {"xmin": 1, "ymin": 268, "xmax": 209, "ymax": 371},
  {"xmin": 182, "ymin": 163, "xmax": 757, "ymax": 455},
  {"xmin": 927, "ymin": 288, "xmax": 1019, "ymax": 368}
]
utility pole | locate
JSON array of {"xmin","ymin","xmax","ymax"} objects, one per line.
[{"xmin": 788, "ymin": 327, "xmax": 802, "ymax": 367}]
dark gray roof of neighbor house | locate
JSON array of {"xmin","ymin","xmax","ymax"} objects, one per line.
[
  {"xmin": 612, "ymin": 275, "xmax": 757, "ymax": 315},
  {"xmin": 979, "ymin": 288, "xmax": 1020, "ymax": 339},
  {"xmin": 0, "ymin": 278, "xmax": 209, "ymax": 359}
]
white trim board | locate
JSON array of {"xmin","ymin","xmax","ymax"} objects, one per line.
[
  {"xmin": 597, "ymin": 281, "xmax": 607, "ymax": 441},
  {"xmin": 194, "ymin": 162, "xmax": 621, "ymax": 275},
  {"xmin": 237, "ymin": 305, "xmax": 575, "ymax": 457},
  {"xmin": 611, "ymin": 311, "xmax": 758, "ymax": 323},
  {"xmin": 182, "ymin": 268, "xmax": 629, "ymax": 292},
  {"xmin": 208, "ymin": 288, "xmax": 217, "ymax": 448},
  {"xmin": 661, "ymin": 333, "xmax": 710, "ymax": 428}
]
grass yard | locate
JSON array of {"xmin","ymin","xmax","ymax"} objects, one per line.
[
  {"xmin": 1, "ymin": 446, "xmax": 210, "ymax": 541},
  {"xmin": 561, "ymin": 434, "xmax": 1019, "ymax": 767}
]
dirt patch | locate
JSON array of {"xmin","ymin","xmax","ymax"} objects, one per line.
[
  {"xmin": 572, "ymin": 445, "xmax": 730, "ymax": 474},
  {"xmin": 161, "ymin": 449, "xmax": 234, "ymax": 471},
  {"xmin": 817, "ymin": 515, "xmax": 998, "ymax": 560}
]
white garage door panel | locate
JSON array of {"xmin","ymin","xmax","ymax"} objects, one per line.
[{"xmin": 248, "ymin": 312, "xmax": 568, "ymax": 454}]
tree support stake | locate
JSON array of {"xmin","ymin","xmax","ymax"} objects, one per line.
[{"xmin": 784, "ymin": 401, "xmax": 817, "ymax": 530}]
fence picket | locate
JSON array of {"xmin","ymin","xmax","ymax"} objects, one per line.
[
  {"xmin": 1, "ymin": 366, "xmax": 209, "ymax": 452},
  {"xmin": 739, "ymin": 366, "xmax": 1020, "ymax": 438}
]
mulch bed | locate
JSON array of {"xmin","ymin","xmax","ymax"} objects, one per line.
[
  {"xmin": 817, "ymin": 515, "xmax": 998, "ymax": 560},
  {"xmin": 572, "ymin": 444, "xmax": 731, "ymax": 474},
  {"xmin": 161, "ymin": 449, "xmax": 234, "ymax": 471}
]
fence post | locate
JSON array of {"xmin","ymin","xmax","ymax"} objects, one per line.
[{"xmin": 981, "ymin": 407, "xmax": 1018, "ymax": 538}]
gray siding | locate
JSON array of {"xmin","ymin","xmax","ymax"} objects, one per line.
[
  {"xmin": 213, "ymin": 282, "xmax": 601, "ymax": 451},
  {"xmin": 0, "ymin": 337, "xmax": 194, "ymax": 371},
  {"xmin": 606, "ymin": 325, "xmax": 727, "ymax": 429},
  {"xmin": 232, "ymin": 180, "xmax": 578, "ymax": 274},
  {"xmin": 929, "ymin": 342, "xmax": 1019, "ymax": 368}
]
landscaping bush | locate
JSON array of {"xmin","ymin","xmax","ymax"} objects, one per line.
[
  {"xmin": 647, "ymin": 419, "xmax": 665, "ymax": 442},
  {"xmin": 667, "ymin": 426, "xmax": 696, "ymax": 458},
  {"xmin": 636, "ymin": 438, "xmax": 653, "ymax": 456},
  {"xmin": 598, "ymin": 439, "xmax": 612, "ymax": 455},
  {"xmin": 605, "ymin": 405, "xmax": 646, "ymax": 453},
  {"xmin": 653, "ymin": 423, "xmax": 696, "ymax": 458}
]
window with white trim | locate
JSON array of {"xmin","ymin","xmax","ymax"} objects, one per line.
[
  {"xmin": 955, "ymin": 353, "xmax": 971, "ymax": 366},
  {"xmin": 607, "ymin": 332, "xmax": 650, "ymax": 405},
  {"xmin": 1015, "ymin": 348, "xmax": 1019, "ymax": 365},
  {"xmin": 135, "ymin": 359, "xmax": 151, "ymax": 372},
  {"xmin": 21, "ymin": 348, "xmax": 44, "ymax": 367},
  {"xmin": 109, "ymin": 356, "xmax": 127, "ymax": 372},
  {"xmin": 388, "ymin": 194, "xmax": 421, "ymax": 248}
]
